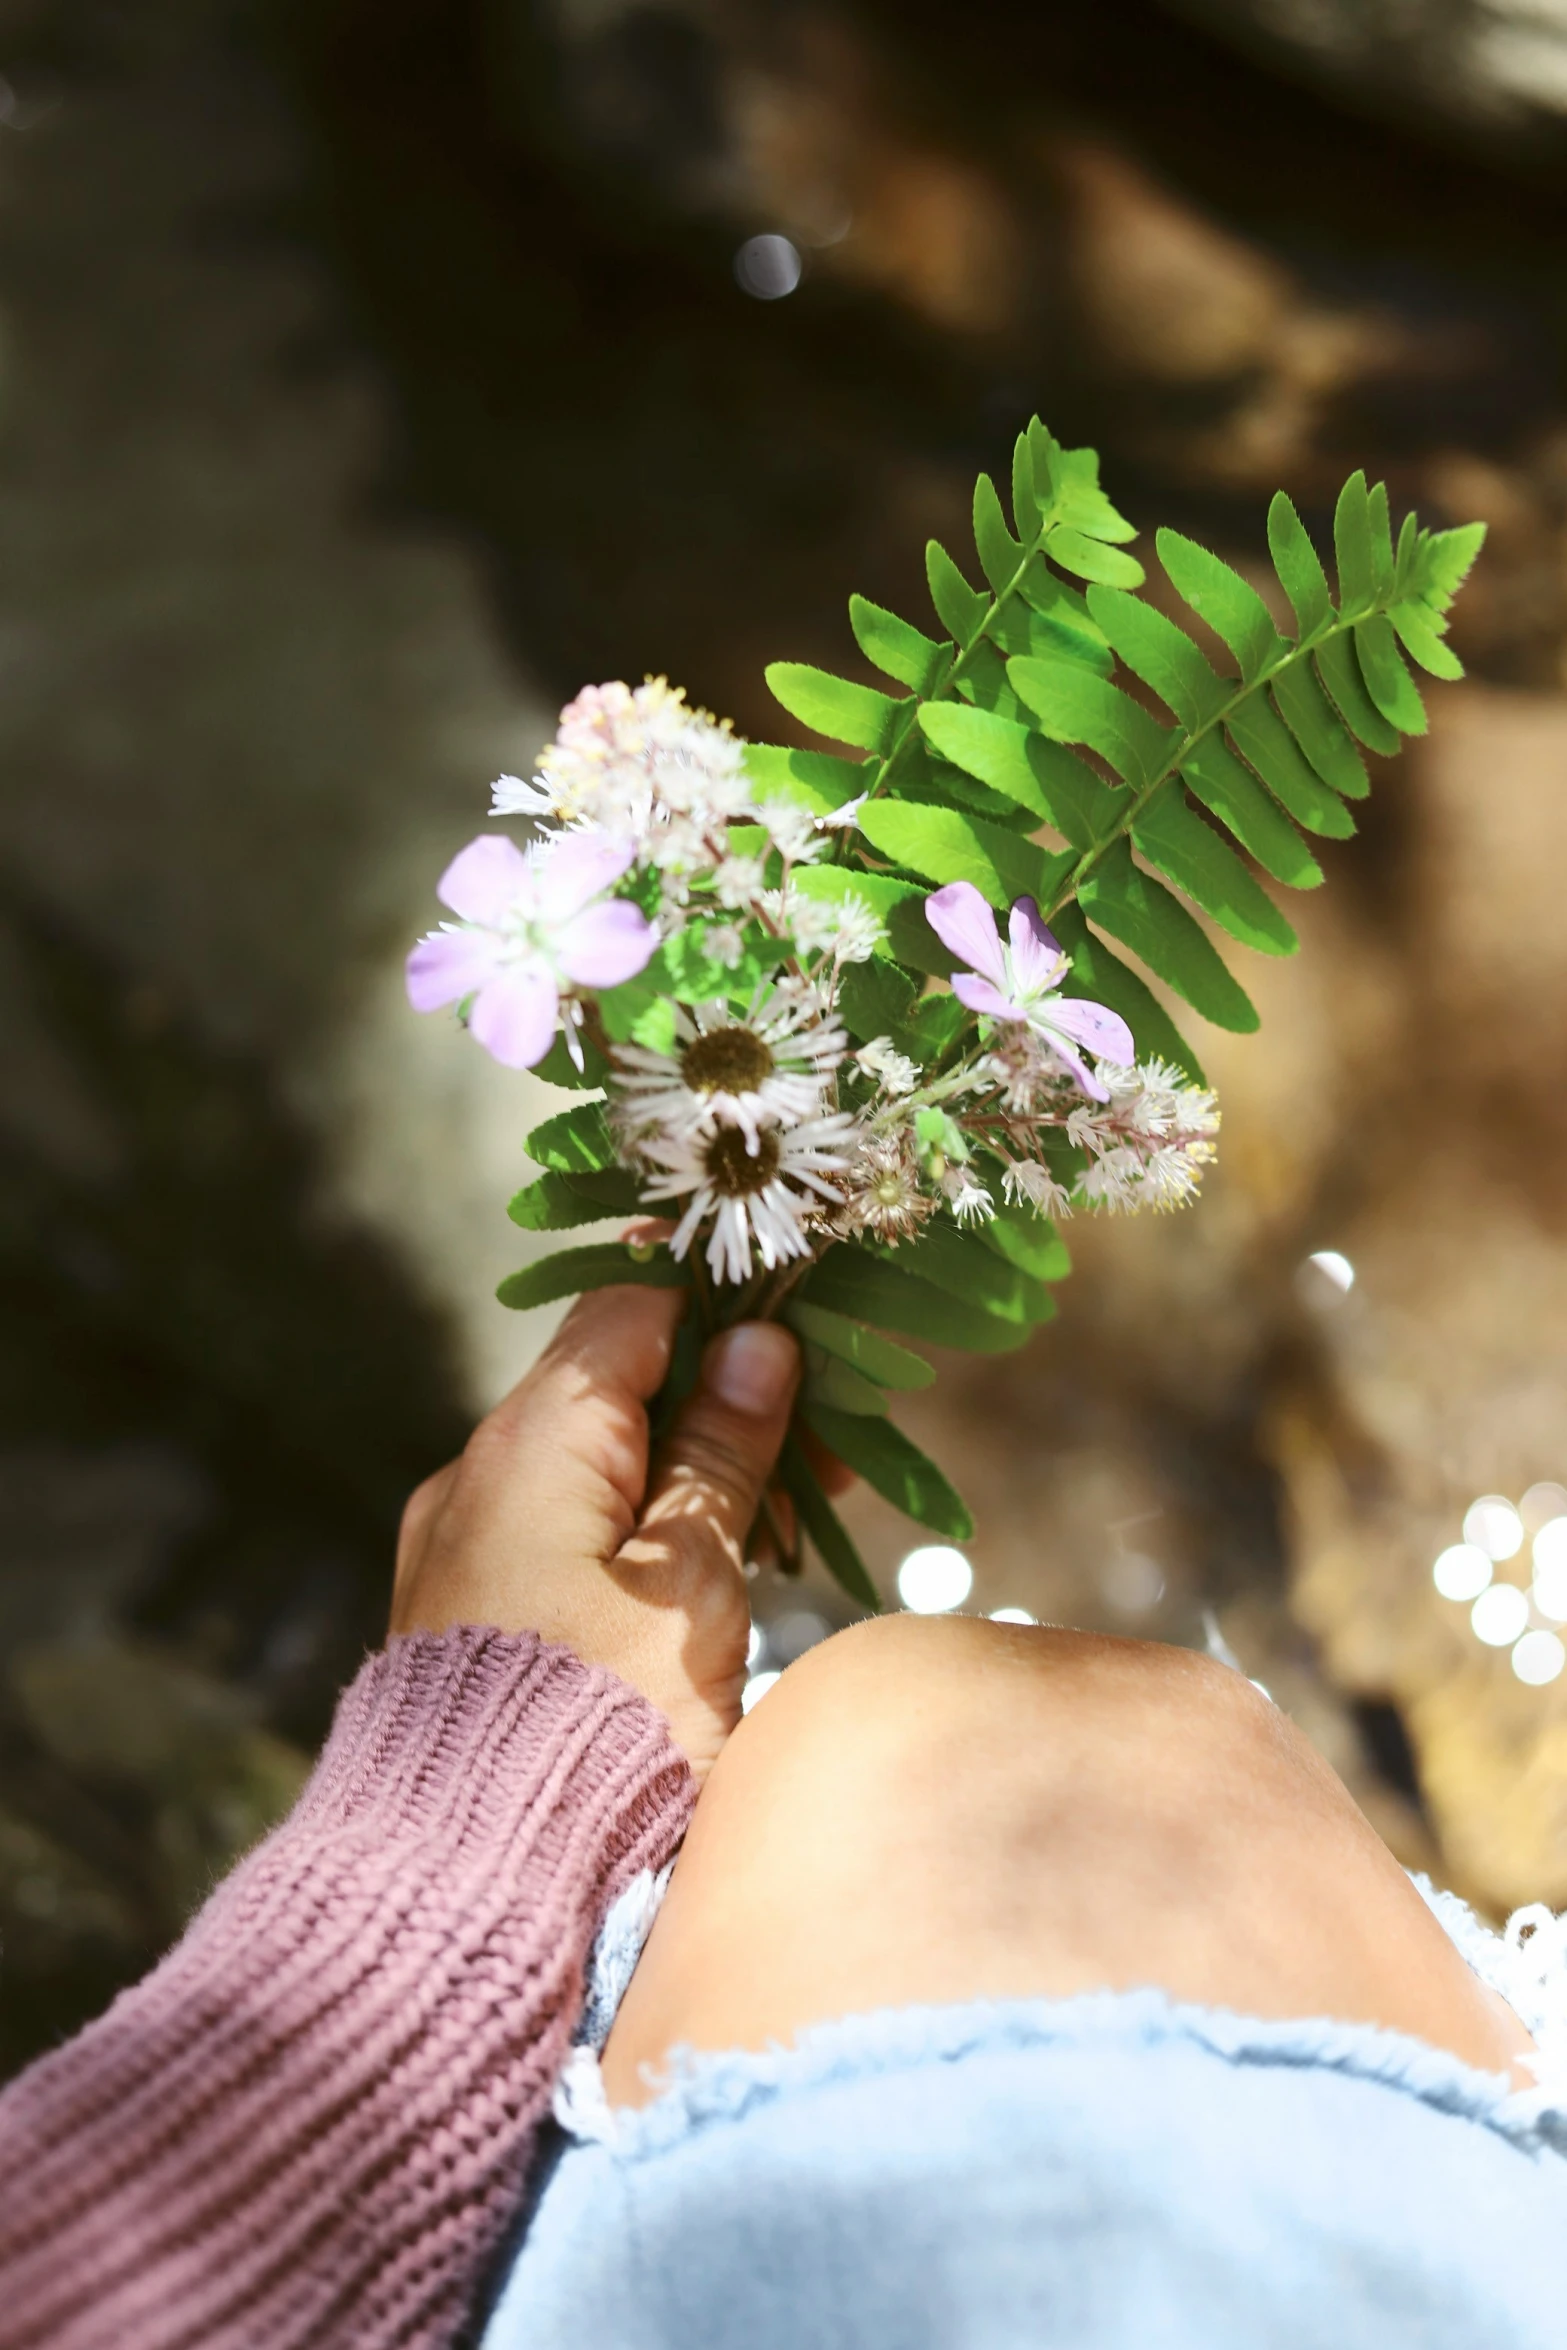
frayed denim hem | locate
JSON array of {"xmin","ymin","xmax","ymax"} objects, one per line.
[
  {"xmin": 559, "ymin": 1860, "xmax": 1567, "ymax": 2163},
  {"xmin": 590, "ymin": 1988, "xmax": 1567, "ymax": 2166}
]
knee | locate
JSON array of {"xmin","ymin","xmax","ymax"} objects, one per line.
[{"xmin": 727, "ymin": 1614, "xmax": 1312, "ymax": 1835}]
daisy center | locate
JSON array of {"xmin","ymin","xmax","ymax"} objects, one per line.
[
  {"xmin": 703, "ymin": 1126, "xmax": 781, "ymax": 1198},
  {"xmin": 681, "ymin": 1025, "xmax": 776, "ymax": 1096}
]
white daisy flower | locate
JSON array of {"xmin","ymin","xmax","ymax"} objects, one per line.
[
  {"xmin": 611, "ymin": 987, "xmax": 847, "ymax": 1154},
  {"xmin": 639, "ymin": 1112, "xmax": 859, "ymax": 1284}
]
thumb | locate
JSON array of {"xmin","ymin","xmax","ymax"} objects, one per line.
[{"xmin": 623, "ymin": 1322, "xmax": 801, "ymax": 1588}]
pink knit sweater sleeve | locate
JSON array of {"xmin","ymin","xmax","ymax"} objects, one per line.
[{"xmin": 0, "ymin": 1626, "xmax": 696, "ymax": 2350}]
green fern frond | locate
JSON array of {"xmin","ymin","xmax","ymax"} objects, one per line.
[{"xmin": 758, "ymin": 417, "xmax": 1483, "ymax": 1080}]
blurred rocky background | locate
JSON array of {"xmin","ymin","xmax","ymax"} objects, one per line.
[{"xmin": 4, "ymin": 0, "xmax": 1567, "ymax": 2074}]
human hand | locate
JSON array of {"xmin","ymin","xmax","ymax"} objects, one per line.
[{"xmin": 390, "ymin": 1273, "xmax": 802, "ymax": 1778}]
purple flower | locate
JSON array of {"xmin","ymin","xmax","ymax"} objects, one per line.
[
  {"xmin": 925, "ymin": 880, "xmax": 1133, "ymax": 1102},
  {"xmin": 407, "ymin": 832, "xmax": 656, "ymax": 1069}
]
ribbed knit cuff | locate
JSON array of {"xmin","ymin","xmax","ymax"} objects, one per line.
[{"xmin": 0, "ymin": 1628, "xmax": 695, "ymax": 2350}]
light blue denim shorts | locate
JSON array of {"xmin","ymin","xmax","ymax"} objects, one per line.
[{"xmin": 481, "ymin": 1874, "xmax": 1567, "ymax": 2349}]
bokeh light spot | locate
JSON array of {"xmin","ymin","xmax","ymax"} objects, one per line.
[
  {"xmin": 988, "ymin": 1605, "xmax": 1036, "ymax": 1625},
  {"xmin": 897, "ymin": 1545, "xmax": 973, "ymax": 1613},
  {"xmin": 1522, "ymin": 1482, "xmax": 1567, "ymax": 1534},
  {"xmin": 1101, "ymin": 1552, "xmax": 1166, "ymax": 1616},
  {"xmin": 735, "ymin": 234, "xmax": 802, "ymax": 299},
  {"xmin": 1433, "ymin": 1543, "xmax": 1493, "ymax": 1602},
  {"xmin": 768, "ymin": 1608, "xmax": 830, "ymax": 1664},
  {"xmin": 1531, "ymin": 1534, "xmax": 1567, "ymax": 1622},
  {"xmin": 1463, "ymin": 1494, "xmax": 1524, "ymax": 1561},
  {"xmin": 1512, "ymin": 1629, "xmax": 1566, "ymax": 1686},
  {"xmin": 1471, "ymin": 1582, "xmax": 1530, "ymax": 1646}
]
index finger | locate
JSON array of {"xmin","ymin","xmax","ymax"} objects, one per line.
[{"xmin": 529, "ymin": 1278, "xmax": 687, "ymax": 1409}]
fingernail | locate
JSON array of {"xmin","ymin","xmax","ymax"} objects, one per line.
[{"xmin": 707, "ymin": 1323, "xmax": 798, "ymax": 1415}]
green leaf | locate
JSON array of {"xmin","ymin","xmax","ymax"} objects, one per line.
[
  {"xmin": 1011, "ymin": 429, "xmax": 1042, "ymax": 539},
  {"xmin": 837, "ymin": 957, "xmax": 918, "ymax": 1042},
  {"xmin": 1354, "ymin": 616, "xmax": 1427, "ymax": 735},
  {"xmin": 1367, "ymin": 480, "xmax": 1396, "ymax": 597},
  {"xmin": 917, "ymin": 703, "xmax": 1119, "ymax": 847},
  {"xmin": 1079, "ymin": 839, "xmax": 1260, "ymax": 1032},
  {"xmin": 1049, "ymin": 904, "xmax": 1204, "ymax": 1083},
  {"xmin": 1314, "ymin": 632, "xmax": 1401, "ymax": 755},
  {"xmin": 1086, "ymin": 585, "xmax": 1227, "ymax": 729},
  {"xmin": 849, "ymin": 595, "xmax": 946, "ymax": 693},
  {"xmin": 782, "ymin": 1299, "xmax": 935, "ymax": 1389},
  {"xmin": 1389, "ymin": 602, "xmax": 1464, "ymax": 681},
  {"xmin": 802, "ymin": 1249, "xmax": 1033, "ymax": 1353},
  {"xmin": 507, "ymin": 1172, "xmax": 615, "ymax": 1232},
  {"xmin": 1157, "ymin": 531, "xmax": 1285, "ymax": 681},
  {"xmin": 1008, "ymin": 656, "xmax": 1170, "ymax": 786},
  {"xmin": 857, "ymin": 800, "xmax": 1072, "ymax": 913},
  {"xmin": 891, "ymin": 1220, "xmax": 1045, "ymax": 1323},
  {"xmin": 1132, "ymin": 783, "xmax": 1297, "ymax": 957},
  {"xmin": 1036, "ymin": 427, "xmax": 1140, "ymax": 542},
  {"xmin": 596, "ymin": 965, "xmax": 667, "ymax": 1045},
  {"xmin": 1270, "ymin": 661, "xmax": 1369, "ymax": 800},
  {"xmin": 802, "ymin": 1352, "xmax": 888, "ymax": 1415},
  {"xmin": 497, "ymin": 1241, "xmax": 689, "ymax": 1311},
  {"xmin": 778, "ymin": 1436, "xmax": 881, "ymax": 1610},
  {"xmin": 1012, "ymin": 566, "xmax": 1115, "ymax": 675},
  {"xmin": 745, "ymin": 743, "xmax": 865, "ymax": 815},
  {"xmin": 974, "ymin": 473, "xmax": 1024, "ymax": 597},
  {"xmin": 1333, "ymin": 472, "xmax": 1377, "ymax": 616},
  {"xmin": 1266, "ymin": 492, "xmax": 1333, "ymax": 638},
  {"xmin": 654, "ymin": 921, "xmax": 783, "ymax": 1006},
  {"xmin": 1045, "ymin": 525, "xmax": 1145, "ymax": 589},
  {"xmin": 905, "ymin": 763, "xmax": 1040, "ymax": 832},
  {"xmin": 531, "ymin": 1030, "xmax": 612, "ymax": 1090},
  {"xmin": 978, "ymin": 1199, "xmax": 1071, "ymax": 1283},
  {"xmin": 926, "ymin": 539, "xmax": 988, "ymax": 642},
  {"xmin": 765, "ymin": 661, "xmax": 902, "ymax": 753},
  {"xmin": 1407, "ymin": 520, "xmax": 1486, "ymax": 610},
  {"xmin": 892, "ymin": 991, "xmax": 968, "ymax": 1061},
  {"xmin": 526, "ymin": 1100, "xmax": 616, "ymax": 1175},
  {"xmin": 1180, "ymin": 738, "xmax": 1323, "ymax": 889},
  {"xmin": 1225, "ymin": 697, "xmax": 1357, "ymax": 838},
  {"xmin": 800, "ymin": 1402, "xmax": 974, "ymax": 1541},
  {"xmin": 507, "ymin": 1169, "xmax": 640, "ymax": 1231},
  {"xmin": 956, "ymin": 640, "xmax": 1027, "ymax": 722}
]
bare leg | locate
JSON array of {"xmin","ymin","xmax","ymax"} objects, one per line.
[{"xmin": 602, "ymin": 1617, "xmax": 1533, "ymax": 2107}]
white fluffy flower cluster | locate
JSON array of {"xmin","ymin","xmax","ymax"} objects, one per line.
[
  {"xmin": 993, "ymin": 1055, "xmax": 1220, "ymax": 1217},
  {"xmin": 493, "ymin": 677, "xmax": 865, "ymax": 939},
  {"xmin": 493, "ymin": 677, "xmax": 753, "ymax": 895}
]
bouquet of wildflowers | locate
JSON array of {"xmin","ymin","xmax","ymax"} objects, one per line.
[{"xmin": 409, "ymin": 419, "xmax": 1481, "ymax": 1606}]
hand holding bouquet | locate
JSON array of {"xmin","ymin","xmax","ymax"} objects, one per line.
[{"xmin": 409, "ymin": 418, "xmax": 1481, "ymax": 1606}]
